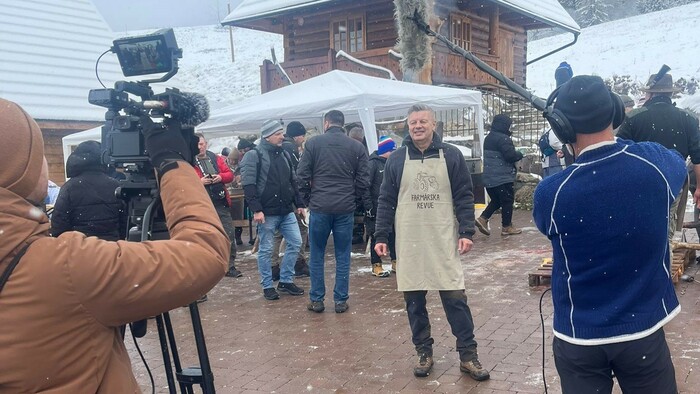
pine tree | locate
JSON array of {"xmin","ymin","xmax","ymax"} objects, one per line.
[
  {"xmin": 577, "ymin": 0, "xmax": 612, "ymax": 27},
  {"xmin": 637, "ymin": 0, "xmax": 696, "ymax": 13}
]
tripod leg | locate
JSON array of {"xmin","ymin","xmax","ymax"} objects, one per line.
[
  {"xmin": 163, "ymin": 312, "xmax": 192, "ymax": 394},
  {"xmin": 155, "ymin": 315, "xmax": 179, "ymax": 394},
  {"xmin": 189, "ymin": 302, "xmax": 216, "ymax": 393}
]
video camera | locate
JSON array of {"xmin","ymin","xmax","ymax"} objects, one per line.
[{"xmin": 88, "ymin": 28, "xmax": 207, "ymax": 172}]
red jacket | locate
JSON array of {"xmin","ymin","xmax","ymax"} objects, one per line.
[{"xmin": 194, "ymin": 152, "xmax": 234, "ymax": 206}]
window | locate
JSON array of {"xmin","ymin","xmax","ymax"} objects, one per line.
[
  {"xmin": 331, "ymin": 15, "xmax": 364, "ymax": 53},
  {"xmin": 450, "ymin": 14, "xmax": 471, "ymax": 51}
]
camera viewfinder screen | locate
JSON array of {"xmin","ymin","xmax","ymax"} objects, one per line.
[{"xmin": 114, "ymin": 38, "xmax": 172, "ymax": 77}]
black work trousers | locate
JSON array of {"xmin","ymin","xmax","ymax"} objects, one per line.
[
  {"xmin": 214, "ymin": 200, "xmax": 237, "ymax": 269},
  {"xmin": 482, "ymin": 182, "xmax": 515, "ymax": 226},
  {"xmin": 553, "ymin": 328, "xmax": 677, "ymax": 394},
  {"xmin": 404, "ymin": 290, "xmax": 477, "ymax": 361}
]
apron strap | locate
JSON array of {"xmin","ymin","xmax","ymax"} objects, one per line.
[{"xmin": 0, "ymin": 244, "xmax": 32, "ymax": 295}]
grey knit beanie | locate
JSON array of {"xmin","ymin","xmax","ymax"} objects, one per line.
[{"xmin": 261, "ymin": 119, "xmax": 284, "ymax": 138}]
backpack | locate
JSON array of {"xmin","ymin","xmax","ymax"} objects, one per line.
[{"xmin": 538, "ymin": 130, "xmax": 556, "ymax": 158}]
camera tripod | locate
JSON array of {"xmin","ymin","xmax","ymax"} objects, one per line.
[{"xmin": 120, "ymin": 177, "xmax": 216, "ymax": 394}]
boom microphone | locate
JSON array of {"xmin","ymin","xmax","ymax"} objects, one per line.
[
  {"xmin": 394, "ymin": 0, "xmax": 431, "ymax": 73},
  {"xmin": 178, "ymin": 92, "xmax": 210, "ymax": 127},
  {"xmin": 393, "ymin": 0, "xmax": 547, "ymax": 111}
]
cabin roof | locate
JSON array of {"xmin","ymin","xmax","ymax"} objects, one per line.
[{"xmin": 222, "ymin": 0, "xmax": 580, "ymax": 34}]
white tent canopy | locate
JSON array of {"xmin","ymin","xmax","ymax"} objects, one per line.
[{"xmin": 197, "ymin": 70, "xmax": 484, "ymax": 153}]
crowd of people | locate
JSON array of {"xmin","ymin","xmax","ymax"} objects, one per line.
[{"xmin": 1, "ymin": 59, "xmax": 698, "ymax": 391}]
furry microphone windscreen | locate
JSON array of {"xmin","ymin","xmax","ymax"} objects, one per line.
[
  {"xmin": 394, "ymin": 0, "xmax": 432, "ymax": 72},
  {"xmin": 179, "ymin": 92, "xmax": 210, "ymax": 127}
]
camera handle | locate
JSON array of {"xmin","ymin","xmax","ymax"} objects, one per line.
[{"xmin": 130, "ymin": 191, "xmax": 216, "ymax": 394}]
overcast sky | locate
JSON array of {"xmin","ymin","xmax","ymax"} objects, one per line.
[{"xmin": 92, "ymin": 0, "xmax": 242, "ymax": 31}]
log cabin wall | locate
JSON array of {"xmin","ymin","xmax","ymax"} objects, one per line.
[
  {"xmin": 260, "ymin": 0, "xmax": 400, "ymax": 92},
  {"xmin": 260, "ymin": 0, "xmax": 529, "ymax": 92},
  {"xmin": 37, "ymin": 121, "xmax": 101, "ymax": 185},
  {"xmin": 432, "ymin": 0, "xmax": 526, "ymax": 88}
]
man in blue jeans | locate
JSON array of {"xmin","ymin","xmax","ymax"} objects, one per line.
[
  {"xmin": 240, "ymin": 120, "xmax": 306, "ymax": 300},
  {"xmin": 297, "ymin": 110, "xmax": 372, "ymax": 313}
]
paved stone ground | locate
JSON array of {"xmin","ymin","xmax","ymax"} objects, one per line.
[{"xmin": 126, "ymin": 210, "xmax": 700, "ymax": 393}]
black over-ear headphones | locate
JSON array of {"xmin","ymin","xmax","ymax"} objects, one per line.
[{"xmin": 542, "ymin": 87, "xmax": 625, "ymax": 145}]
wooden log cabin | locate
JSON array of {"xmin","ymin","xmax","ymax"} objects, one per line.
[{"xmin": 222, "ymin": 0, "xmax": 580, "ymax": 94}]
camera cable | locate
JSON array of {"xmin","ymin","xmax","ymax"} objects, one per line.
[
  {"xmin": 539, "ymin": 287, "xmax": 552, "ymax": 394},
  {"xmin": 94, "ymin": 49, "xmax": 111, "ymax": 88},
  {"xmin": 131, "ymin": 328, "xmax": 156, "ymax": 394}
]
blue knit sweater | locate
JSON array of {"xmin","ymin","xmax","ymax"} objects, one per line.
[{"xmin": 533, "ymin": 139, "xmax": 686, "ymax": 345}]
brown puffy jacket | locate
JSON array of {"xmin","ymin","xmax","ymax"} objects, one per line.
[{"xmin": 0, "ymin": 163, "xmax": 229, "ymax": 393}]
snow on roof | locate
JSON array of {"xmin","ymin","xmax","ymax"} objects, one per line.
[
  {"xmin": 0, "ymin": 0, "xmax": 123, "ymax": 121},
  {"xmin": 494, "ymin": 0, "xmax": 579, "ymax": 34},
  {"xmin": 222, "ymin": 0, "xmax": 579, "ymax": 33}
]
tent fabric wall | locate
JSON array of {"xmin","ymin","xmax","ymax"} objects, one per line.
[{"xmin": 197, "ymin": 70, "xmax": 484, "ymax": 153}]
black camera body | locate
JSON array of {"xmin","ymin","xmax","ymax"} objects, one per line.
[{"xmin": 89, "ymin": 28, "xmax": 184, "ymax": 172}]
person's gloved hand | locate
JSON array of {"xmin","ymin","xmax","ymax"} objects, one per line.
[{"xmin": 141, "ymin": 116, "xmax": 192, "ymax": 169}]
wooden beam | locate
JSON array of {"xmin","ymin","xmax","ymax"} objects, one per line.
[{"xmin": 489, "ymin": 5, "xmax": 499, "ymax": 55}]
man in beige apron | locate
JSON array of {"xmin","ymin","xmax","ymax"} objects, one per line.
[{"xmin": 374, "ymin": 104, "xmax": 490, "ymax": 381}]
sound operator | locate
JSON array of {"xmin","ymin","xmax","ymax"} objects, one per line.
[
  {"xmin": 534, "ymin": 76, "xmax": 685, "ymax": 393},
  {"xmin": 0, "ymin": 98, "xmax": 228, "ymax": 392}
]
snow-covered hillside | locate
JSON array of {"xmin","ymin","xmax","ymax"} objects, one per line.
[
  {"xmin": 120, "ymin": 25, "xmax": 283, "ymax": 112},
  {"xmin": 527, "ymin": 1, "xmax": 700, "ymax": 110}
]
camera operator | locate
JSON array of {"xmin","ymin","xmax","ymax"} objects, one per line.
[{"xmin": 0, "ymin": 98, "xmax": 229, "ymax": 392}]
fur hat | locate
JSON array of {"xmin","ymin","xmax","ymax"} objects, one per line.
[
  {"xmin": 261, "ymin": 119, "xmax": 284, "ymax": 138},
  {"xmin": 0, "ymin": 98, "xmax": 45, "ymax": 198},
  {"xmin": 641, "ymin": 73, "xmax": 681, "ymax": 93},
  {"xmin": 286, "ymin": 121, "xmax": 307, "ymax": 138},
  {"xmin": 377, "ymin": 136, "xmax": 396, "ymax": 155},
  {"xmin": 554, "ymin": 75, "xmax": 614, "ymax": 135}
]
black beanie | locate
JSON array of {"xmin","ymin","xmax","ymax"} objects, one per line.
[
  {"xmin": 237, "ymin": 138, "xmax": 255, "ymax": 150},
  {"xmin": 554, "ymin": 75, "xmax": 614, "ymax": 135},
  {"xmin": 286, "ymin": 121, "xmax": 307, "ymax": 137},
  {"xmin": 490, "ymin": 114, "xmax": 512, "ymax": 134}
]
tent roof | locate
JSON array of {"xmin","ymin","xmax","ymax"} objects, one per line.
[
  {"xmin": 197, "ymin": 70, "xmax": 482, "ymax": 135},
  {"xmin": 222, "ymin": 0, "xmax": 579, "ymax": 34}
]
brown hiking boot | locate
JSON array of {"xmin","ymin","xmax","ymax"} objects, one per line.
[
  {"xmin": 460, "ymin": 358, "xmax": 490, "ymax": 381},
  {"xmin": 475, "ymin": 216, "xmax": 491, "ymax": 236},
  {"xmin": 372, "ymin": 263, "xmax": 390, "ymax": 277},
  {"xmin": 501, "ymin": 225, "xmax": 522, "ymax": 236},
  {"xmin": 413, "ymin": 354, "xmax": 434, "ymax": 377},
  {"xmin": 391, "ymin": 260, "xmax": 397, "ymax": 273}
]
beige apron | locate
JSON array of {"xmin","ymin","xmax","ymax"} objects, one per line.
[{"xmin": 395, "ymin": 149, "xmax": 466, "ymax": 291}]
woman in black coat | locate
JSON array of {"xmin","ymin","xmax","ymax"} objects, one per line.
[
  {"xmin": 51, "ymin": 141, "xmax": 127, "ymax": 241},
  {"xmin": 476, "ymin": 114, "xmax": 523, "ymax": 237}
]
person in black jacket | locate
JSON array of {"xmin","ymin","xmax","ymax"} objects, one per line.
[
  {"xmin": 240, "ymin": 120, "xmax": 306, "ymax": 301},
  {"xmin": 476, "ymin": 114, "xmax": 523, "ymax": 236},
  {"xmin": 51, "ymin": 141, "xmax": 126, "ymax": 241},
  {"xmin": 374, "ymin": 103, "xmax": 488, "ymax": 381},
  {"xmin": 271, "ymin": 121, "xmax": 310, "ymax": 279},
  {"xmin": 617, "ymin": 72, "xmax": 700, "ymax": 238},
  {"xmin": 366, "ymin": 136, "xmax": 396, "ymax": 277},
  {"xmin": 297, "ymin": 110, "xmax": 372, "ymax": 314}
]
